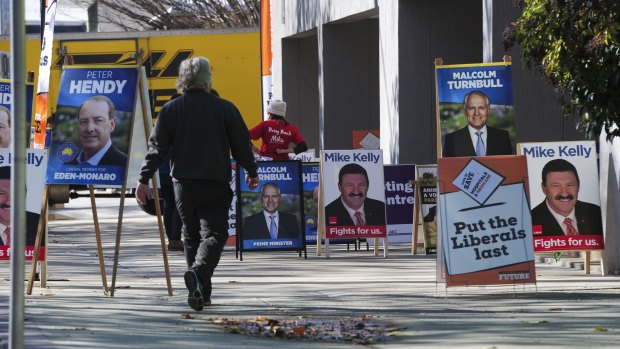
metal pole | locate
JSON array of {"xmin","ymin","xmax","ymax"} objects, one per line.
[
  {"xmin": 482, "ymin": 0, "xmax": 493, "ymax": 63},
  {"xmin": 9, "ymin": 0, "xmax": 27, "ymax": 346}
]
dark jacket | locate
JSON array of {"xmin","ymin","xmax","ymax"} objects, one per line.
[
  {"xmin": 443, "ymin": 126, "xmax": 512, "ymax": 157},
  {"xmin": 100, "ymin": 145, "xmax": 128, "ymax": 166},
  {"xmin": 325, "ymin": 197, "xmax": 386, "ymax": 226},
  {"xmin": 242, "ymin": 211, "xmax": 300, "ymax": 240},
  {"xmin": 531, "ymin": 200, "xmax": 604, "ymax": 236},
  {"xmin": 139, "ymin": 90, "xmax": 257, "ymax": 184}
]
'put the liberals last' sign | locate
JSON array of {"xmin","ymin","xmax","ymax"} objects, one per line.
[{"xmin": 438, "ymin": 156, "xmax": 536, "ymax": 287}]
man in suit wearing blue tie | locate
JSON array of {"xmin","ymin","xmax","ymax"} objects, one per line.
[
  {"xmin": 442, "ymin": 90, "xmax": 512, "ymax": 157},
  {"xmin": 243, "ymin": 182, "xmax": 300, "ymax": 240}
]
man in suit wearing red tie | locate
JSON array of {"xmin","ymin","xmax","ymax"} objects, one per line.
[
  {"xmin": 531, "ymin": 159, "xmax": 603, "ymax": 236},
  {"xmin": 0, "ymin": 166, "xmax": 40, "ymax": 247},
  {"xmin": 442, "ymin": 90, "xmax": 512, "ymax": 157},
  {"xmin": 0, "ymin": 166, "xmax": 10, "ymax": 246},
  {"xmin": 325, "ymin": 163, "xmax": 386, "ymax": 227}
]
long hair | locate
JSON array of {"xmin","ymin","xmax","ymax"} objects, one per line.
[{"xmin": 176, "ymin": 56, "xmax": 212, "ymax": 93}]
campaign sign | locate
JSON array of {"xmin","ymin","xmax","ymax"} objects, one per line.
[
  {"xmin": 0, "ymin": 80, "xmax": 35, "ymax": 148},
  {"xmin": 438, "ymin": 156, "xmax": 535, "ymax": 286},
  {"xmin": 383, "ymin": 164, "xmax": 416, "ymax": 244},
  {"xmin": 321, "ymin": 150, "xmax": 387, "ymax": 239},
  {"xmin": 237, "ymin": 161, "xmax": 305, "ymax": 251},
  {"xmin": 0, "ymin": 149, "xmax": 48, "ymax": 261},
  {"xmin": 302, "ymin": 163, "xmax": 320, "ymax": 243},
  {"xmin": 436, "ymin": 62, "xmax": 515, "ymax": 156},
  {"xmin": 45, "ymin": 66, "xmax": 138, "ymax": 187},
  {"xmin": 519, "ymin": 141, "xmax": 604, "ymax": 252},
  {"xmin": 416, "ymin": 165, "xmax": 438, "ymax": 254},
  {"xmin": 228, "ymin": 163, "xmax": 238, "ymax": 237}
]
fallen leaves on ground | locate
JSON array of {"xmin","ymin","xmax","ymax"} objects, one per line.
[
  {"xmin": 208, "ymin": 315, "xmax": 403, "ymax": 345},
  {"xmin": 593, "ymin": 327, "xmax": 608, "ymax": 332}
]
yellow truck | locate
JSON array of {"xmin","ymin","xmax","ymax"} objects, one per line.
[
  {"xmin": 0, "ymin": 27, "xmax": 261, "ymax": 127},
  {"xmin": 1, "ymin": 28, "xmax": 261, "ymax": 202}
]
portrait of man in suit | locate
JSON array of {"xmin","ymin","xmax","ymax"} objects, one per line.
[
  {"xmin": 72, "ymin": 95, "xmax": 128, "ymax": 166},
  {"xmin": 442, "ymin": 90, "xmax": 512, "ymax": 157},
  {"xmin": 325, "ymin": 163, "xmax": 386, "ymax": 226},
  {"xmin": 242, "ymin": 182, "xmax": 300, "ymax": 240},
  {"xmin": 0, "ymin": 166, "xmax": 40, "ymax": 247},
  {"xmin": 531, "ymin": 158, "xmax": 603, "ymax": 236}
]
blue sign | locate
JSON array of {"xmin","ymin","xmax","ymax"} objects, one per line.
[
  {"xmin": 45, "ymin": 66, "xmax": 138, "ymax": 187},
  {"xmin": 238, "ymin": 161, "xmax": 305, "ymax": 251}
]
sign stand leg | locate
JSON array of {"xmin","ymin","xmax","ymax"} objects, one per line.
[
  {"xmin": 135, "ymin": 63, "xmax": 172, "ymax": 295},
  {"xmin": 412, "ymin": 182, "xmax": 422, "ymax": 255},
  {"xmin": 109, "ymin": 186, "xmax": 127, "ymax": 297},
  {"xmin": 151, "ymin": 175, "xmax": 173, "ymax": 296},
  {"xmin": 27, "ymin": 186, "xmax": 49, "ymax": 295},
  {"xmin": 584, "ymin": 251, "xmax": 591, "ymax": 275},
  {"xmin": 383, "ymin": 237, "xmax": 389, "ymax": 258},
  {"xmin": 374, "ymin": 238, "xmax": 379, "ymax": 256},
  {"xmin": 89, "ymin": 185, "xmax": 109, "ymax": 295}
]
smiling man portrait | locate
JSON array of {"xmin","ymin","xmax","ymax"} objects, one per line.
[
  {"xmin": 71, "ymin": 95, "xmax": 128, "ymax": 166},
  {"xmin": 531, "ymin": 158, "xmax": 603, "ymax": 236},
  {"xmin": 325, "ymin": 163, "xmax": 386, "ymax": 226},
  {"xmin": 442, "ymin": 90, "xmax": 512, "ymax": 158}
]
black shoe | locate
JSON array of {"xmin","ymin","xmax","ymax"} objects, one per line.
[
  {"xmin": 184, "ymin": 270, "xmax": 204, "ymax": 311},
  {"xmin": 168, "ymin": 240, "xmax": 184, "ymax": 251}
]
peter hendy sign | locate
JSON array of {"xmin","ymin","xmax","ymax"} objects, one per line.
[{"xmin": 46, "ymin": 66, "xmax": 138, "ymax": 187}]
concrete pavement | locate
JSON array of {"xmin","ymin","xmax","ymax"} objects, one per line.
[{"xmin": 2, "ymin": 196, "xmax": 620, "ymax": 348}]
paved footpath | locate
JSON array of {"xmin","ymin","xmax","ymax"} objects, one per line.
[{"xmin": 2, "ymin": 197, "xmax": 620, "ymax": 348}]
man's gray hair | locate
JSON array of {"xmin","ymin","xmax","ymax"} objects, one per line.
[{"xmin": 176, "ymin": 56, "xmax": 212, "ymax": 93}]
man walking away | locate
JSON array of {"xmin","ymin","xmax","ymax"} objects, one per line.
[{"xmin": 136, "ymin": 56, "xmax": 259, "ymax": 311}]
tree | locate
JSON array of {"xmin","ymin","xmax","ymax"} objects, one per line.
[
  {"xmin": 70, "ymin": 0, "xmax": 259, "ymax": 31},
  {"xmin": 504, "ymin": 0, "xmax": 620, "ymax": 140}
]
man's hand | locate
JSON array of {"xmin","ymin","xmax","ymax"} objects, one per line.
[
  {"xmin": 135, "ymin": 182, "xmax": 151, "ymax": 206},
  {"xmin": 246, "ymin": 175, "xmax": 259, "ymax": 191},
  {"xmin": 276, "ymin": 148, "xmax": 291, "ymax": 155}
]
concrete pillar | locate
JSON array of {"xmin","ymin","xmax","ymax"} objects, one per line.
[
  {"xmin": 600, "ymin": 129, "xmax": 620, "ymax": 275},
  {"xmin": 379, "ymin": 0, "xmax": 399, "ymax": 164}
]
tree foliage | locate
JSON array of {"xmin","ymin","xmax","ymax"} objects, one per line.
[
  {"xmin": 71, "ymin": 0, "xmax": 259, "ymax": 31},
  {"xmin": 504, "ymin": 0, "xmax": 620, "ymax": 140}
]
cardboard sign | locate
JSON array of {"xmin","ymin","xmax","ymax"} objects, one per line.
[
  {"xmin": 519, "ymin": 141, "xmax": 604, "ymax": 251},
  {"xmin": 438, "ymin": 156, "xmax": 536, "ymax": 286},
  {"xmin": 46, "ymin": 66, "xmax": 138, "ymax": 187}
]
